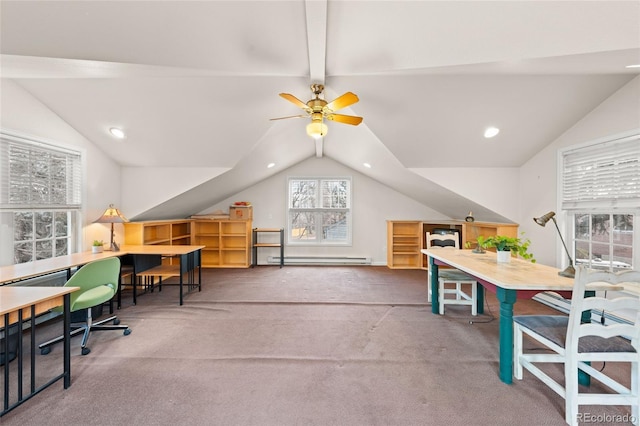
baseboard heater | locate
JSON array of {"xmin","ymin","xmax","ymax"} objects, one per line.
[{"xmin": 267, "ymin": 256, "xmax": 372, "ymax": 265}]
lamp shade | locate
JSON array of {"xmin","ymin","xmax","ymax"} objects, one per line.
[
  {"xmin": 533, "ymin": 211, "xmax": 555, "ymax": 227},
  {"xmin": 94, "ymin": 204, "xmax": 128, "ymax": 224}
]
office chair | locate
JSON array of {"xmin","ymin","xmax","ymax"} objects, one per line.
[{"xmin": 39, "ymin": 257, "xmax": 131, "ymax": 356}]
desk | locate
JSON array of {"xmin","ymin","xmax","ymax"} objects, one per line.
[
  {"xmin": 1, "ymin": 286, "xmax": 78, "ymax": 416},
  {"xmin": 119, "ymin": 245, "xmax": 204, "ymax": 306},
  {"xmin": 422, "ymin": 248, "xmax": 575, "ymax": 384},
  {"xmin": 0, "ymin": 245, "xmax": 204, "ymax": 306}
]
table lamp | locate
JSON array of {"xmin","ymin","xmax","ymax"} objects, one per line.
[
  {"xmin": 94, "ymin": 204, "xmax": 128, "ymax": 251},
  {"xmin": 533, "ymin": 211, "xmax": 575, "ymax": 278}
]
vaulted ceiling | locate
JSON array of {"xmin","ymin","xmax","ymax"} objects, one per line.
[{"xmin": 2, "ymin": 1, "xmax": 639, "ymax": 221}]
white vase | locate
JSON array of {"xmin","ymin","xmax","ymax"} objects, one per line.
[
  {"xmin": 496, "ymin": 250, "xmax": 511, "ymax": 263},
  {"xmin": 92, "ymin": 246, "xmax": 103, "ymax": 254}
]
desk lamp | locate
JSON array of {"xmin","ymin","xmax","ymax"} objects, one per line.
[
  {"xmin": 533, "ymin": 211, "xmax": 575, "ymax": 278},
  {"xmin": 94, "ymin": 204, "xmax": 128, "ymax": 251}
]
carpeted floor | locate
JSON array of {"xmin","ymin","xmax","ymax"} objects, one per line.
[{"xmin": 1, "ymin": 266, "xmax": 634, "ymax": 425}]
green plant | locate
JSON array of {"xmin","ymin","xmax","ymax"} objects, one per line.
[
  {"xmin": 482, "ymin": 234, "xmax": 535, "ymax": 262},
  {"xmin": 92, "ymin": 240, "xmax": 104, "ymax": 247},
  {"xmin": 465, "ymin": 235, "xmax": 487, "ymax": 253}
]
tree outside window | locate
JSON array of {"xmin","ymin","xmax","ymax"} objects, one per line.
[{"xmin": 288, "ymin": 177, "xmax": 351, "ymax": 245}]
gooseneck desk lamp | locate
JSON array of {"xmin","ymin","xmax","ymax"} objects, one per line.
[
  {"xmin": 533, "ymin": 211, "xmax": 575, "ymax": 278},
  {"xmin": 94, "ymin": 204, "xmax": 128, "ymax": 252}
]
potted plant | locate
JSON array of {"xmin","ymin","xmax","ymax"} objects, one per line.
[
  {"xmin": 92, "ymin": 240, "xmax": 104, "ymax": 254},
  {"xmin": 465, "ymin": 235, "xmax": 487, "ymax": 253},
  {"xmin": 476, "ymin": 234, "xmax": 535, "ymax": 263}
]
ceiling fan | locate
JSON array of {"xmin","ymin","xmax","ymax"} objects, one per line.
[{"xmin": 271, "ymin": 84, "xmax": 363, "ymax": 138}]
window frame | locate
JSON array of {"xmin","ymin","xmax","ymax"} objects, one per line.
[
  {"xmin": 0, "ymin": 130, "xmax": 83, "ymax": 265},
  {"xmin": 286, "ymin": 176, "xmax": 352, "ymax": 246},
  {"xmin": 558, "ymin": 130, "xmax": 640, "ymax": 274}
]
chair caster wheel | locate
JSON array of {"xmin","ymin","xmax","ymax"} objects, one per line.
[
  {"xmin": 124, "ymin": 328, "xmax": 131, "ymax": 336},
  {"xmin": 81, "ymin": 347, "xmax": 91, "ymax": 356},
  {"xmin": 114, "ymin": 319, "xmax": 121, "ymax": 325},
  {"xmin": 40, "ymin": 347, "xmax": 51, "ymax": 355}
]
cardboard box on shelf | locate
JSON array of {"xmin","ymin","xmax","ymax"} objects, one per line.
[{"xmin": 229, "ymin": 205, "xmax": 253, "ymax": 220}]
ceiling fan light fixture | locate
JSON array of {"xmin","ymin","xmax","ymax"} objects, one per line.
[{"xmin": 306, "ymin": 120, "xmax": 328, "ymax": 139}]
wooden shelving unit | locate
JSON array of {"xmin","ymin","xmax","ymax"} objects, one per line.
[
  {"xmin": 124, "ymin": 219, "xmax": 193, "ymax": 266},
  {"xmin": 387, "ymin": 219, "xmax": 519, "ymax": 269},
  {"xmin": 191, "ymin": 219, "xmax": 252, "ymax": 268},
  {"xmin": 124, "ymin": 219, "xmax": 192, "ymax": 246},
  {"xmin": 252, "ymin": 228, "xmax": 284, "ymax": 267},
  {"xmin": 387, "ymin": 221, "xmax": 423, "ymax": 269}
]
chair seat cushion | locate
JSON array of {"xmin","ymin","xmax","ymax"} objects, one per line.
[
  {"xmin": 514, "ymin": 315, "xmax": 636, "ymax": 353},
  {"xmin": 71, "ymin": 284, "xmax": 115, "ymax": 311},
  {"xmin": 439, "ymin": 269, "xmax": 475, "ymax": 282}
]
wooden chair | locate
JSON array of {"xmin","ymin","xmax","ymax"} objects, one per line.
[
  {"xmin": 426, "ymin": 231, "xmax": 478, "ymax": 316},
  {"xmin": 513, "ymin": 266, "xmax": 640, "ymax": 425}
]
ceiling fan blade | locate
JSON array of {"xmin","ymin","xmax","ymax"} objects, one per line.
[
  {"xmin": 324, "ymin": 92, "xmax": 359, "ymax": 112},
  {"xmin": 279, "ymin": 93, "xmax": 311, "ymax": 111},
  {"xmin": 326, "ymin": 113, "xmax": 363, "ymax": 126},
  {"xmin": 269, "ymin": 114, "xmax": 308, "ymax": 121}
]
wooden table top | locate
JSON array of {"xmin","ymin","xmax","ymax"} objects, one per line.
[
  {"xmin": 0, "ymin": 245, "xmax": 205, "ymax": 285},
  {"xmin": 423, "ymin": 248, "xmax": 575, "ymax": 292},
  {"xmin": 0, "ymin": 286, "xmax": 79, "ymax": 326}
]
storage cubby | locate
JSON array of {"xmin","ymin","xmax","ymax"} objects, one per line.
[
  {"xmin": 124, "ymin": 219, "xmax": 192, "ymax": 246},
  {"xmin": 192, "ymin": 219, "xmax": 251, "ymax": 268}
]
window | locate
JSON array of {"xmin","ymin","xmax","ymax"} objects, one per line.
[
  {"xmin": 287, "ymin": 177, "xmax": 351, "ymax": 245},
  {"xmin": 573, "ymin": 213, "xmax": 633, "ymax": 271},
  {"xmin": 561, "ymin": 133, "xmax": 639, "ymax": 272},
  {"xmin": 0, "ymin": 131, "xmax": 82, "ymax": 264}
]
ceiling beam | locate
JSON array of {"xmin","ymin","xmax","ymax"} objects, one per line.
[
  {"xmin": 305, "ymin": 0, "xmax": 327, "ymax": 157},
  {"xmin": 305, "ymin": 0, "xmax": 327, "ymax": 86}
]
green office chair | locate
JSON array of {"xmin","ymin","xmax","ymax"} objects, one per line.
[{"xmin": 39, "ymin": 257, "xmax": 131, "ymax": 356}]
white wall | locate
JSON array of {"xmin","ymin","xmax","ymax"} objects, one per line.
[
  {"xmin": 0, "ymin": 79, "xmax": 122, "ymax": 258},
  {"xmin": 199, "ymin": 156, "xmax": 449, "ymax": 265},
  {"xmin": 121, "ymin": 166, "xmax": 229, "ymax": 218},
  {"xmin": 518, "ymin": 76, "xmax": 640, "ymax": 267},
  {"xmin": 411, "ymin": 167, "xmax": 520, "ymax": 222}
]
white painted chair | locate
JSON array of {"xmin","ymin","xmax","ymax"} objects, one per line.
[
  {"xmin": 513, "ymin": 266, "xmax": 640, "ymax": 426},
  {"xmin": 426, "ymin": 231, "xmax": 478, "ymax": 316}
]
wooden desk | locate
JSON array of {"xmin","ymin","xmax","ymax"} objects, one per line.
[
  {"xmin": 422, "ymin": 248, "xmax": 575, "ymax": 384},
  {"xmin": 1, "ymin": 286, "xmax": 78, "ymax": 416},
  {"xmin": 0, "ymin": 245, "xmax": 204, "ymax": 306}
]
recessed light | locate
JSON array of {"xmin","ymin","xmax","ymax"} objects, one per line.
[
  {"xmin": 363, "ymin": 163, "xmax": 372, "ymax": 168},
  {"xmin": 109, "ymin": 127, "xmax": 125, "ymax": 139},
  {"xmin": 484, "ymin": 127, "xmax": 500, "ymax": 138},
  {"xmin": 626, "ymin": 64, "xmax": 640, "ymax": 69},
  {"xmin": 267, "ymin": 163, "xmax": 275, "ymax": 168}
]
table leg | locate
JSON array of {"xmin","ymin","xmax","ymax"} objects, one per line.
[
  {"xmin": 197, "ymin": 250, "xmax": 202, "ymax": 292},
  {"xmin": 429, "ymin": 256, "xmax": 439, "ymax": 314},
  {"xmin": 63, "ymin": 293, "xmax": 71, "ymax": 389},
  {"xmin": 496, "ymin": 287, "xmax": 517, "ymax": 384},
  {"xmin": 477, "ymin": 285, "xmax": 485, "ymax": 315},
  {"xmin": 179, "ymin": 254, "xmax": 185, "ymax": 306}
]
